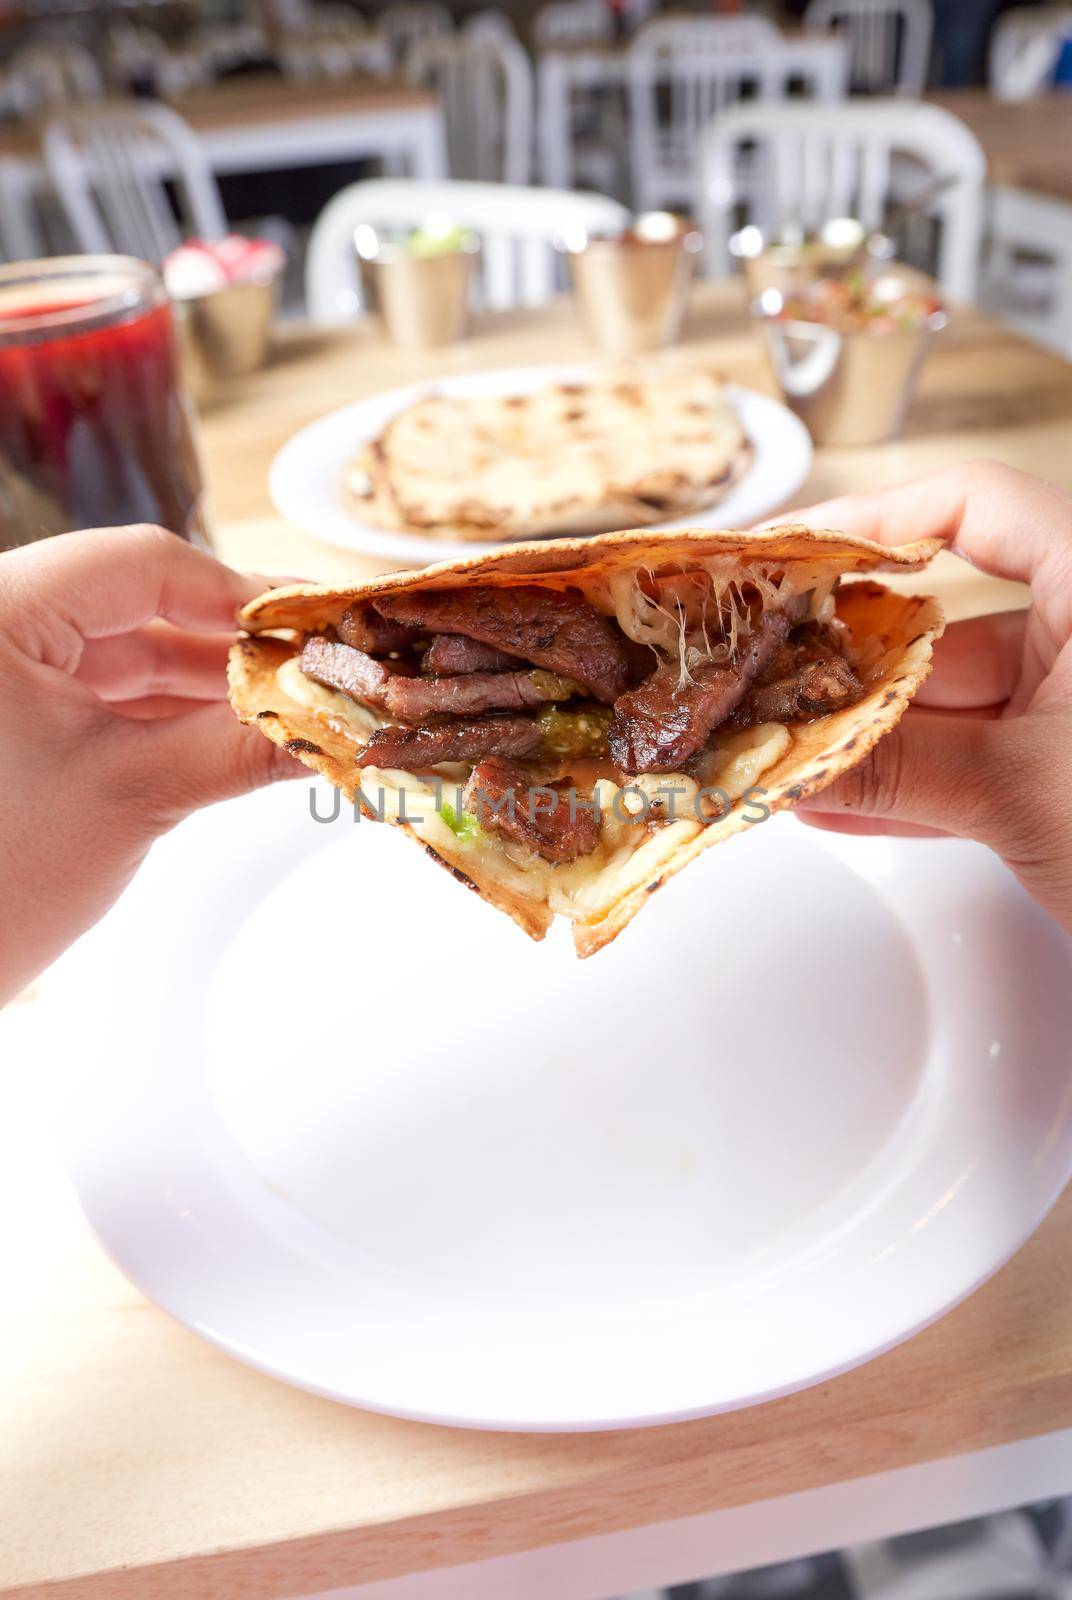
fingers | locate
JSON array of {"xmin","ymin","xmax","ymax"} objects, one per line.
[
  {"xmin": 798, "ymin": 813, "xmax": 951, "ymax": 840},
  {"xmin": 795, "ymin": 709, "xmax": 1007, "ymax": 845},
  {"xmin": 1, "ymin": 526, "xmax": 267, "ymax": 668},
  {"xmin": 122, "ymin": 701, "xmax": 304, "ymax": 825},
  {"xmin": 916, "ymin": 610, "xmax": 1027, "ymax": 709},
  {"xmin": 783, "ymin": 461, "xmax": 1072, "ymax": 588},
  {"xmin": 76, "ymin": 624, "xmax": 234, "ymax": 703}
]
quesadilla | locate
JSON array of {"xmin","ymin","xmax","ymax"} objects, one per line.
[
  {"xmin": 342, "ymin": 369, "xmax": 753, "ymax": 542},
  {"xmin": 229, "ymin": 526, "xmax": 943, "ymax": 956}
]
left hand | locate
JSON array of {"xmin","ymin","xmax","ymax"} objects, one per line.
[{"xmin": 0, "ymin": 524, "xmax": 300, "ymax": 1005}]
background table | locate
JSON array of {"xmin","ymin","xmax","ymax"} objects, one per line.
[
  {"xmin": 928, "ymin": 89, "xmax": 1072, "ymax": 204},
  {"xmin": 0, "ymin": 75, "xmax": 447, "ymax": 259},
  {"xmin": 5, "ymin": 282, "xmax": 1072, "ymax": 1600}
]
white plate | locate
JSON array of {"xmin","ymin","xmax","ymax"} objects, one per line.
[
  {"xmin": 268, "ymin": 364, "xmax": 813, "ymax": 567},
  {"xmin": 49, "ymin": 782, "xmax": 1072, "ymax": 1431}
]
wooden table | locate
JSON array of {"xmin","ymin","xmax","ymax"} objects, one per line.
[
  {"xmin": 6, "ymin": 283, "xmax": 1072, "ymax": 1600},
  {"xmin": 929, "ymin": 88, "xmax": 1072, "ymax": 204},
  {"xmin": 166, "ymin": 75, "xmax": 446, "ymax": 182}
]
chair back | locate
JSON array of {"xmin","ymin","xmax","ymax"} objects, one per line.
[
  {"xmin": 627, "ymin": 15, "xmax": 784, "ymax": 213},
  {"xmin": 0, "ymin": 160, "xmax": 45, "ymax": 262},
  {"xmin": 988, "ymin": 5, "xmax": 1072, "ymax": 100},
  {"xmin": 305, "ymin": 176, "xmax": 628, "ymax": 321},
  {"xmin": 279, "ymin": 23, "xmax": 390, "ymax": 79},
  {"xmin": 463, "ymin": 10, "xmax": 517, "ymax": 44},
  {"xmin": 697, "ymin": 98, "xmax": 985, "ymax": 299},
  {"xmin": 10, "ymin": 43, "xmax": 103, "ymax": 114},
  {"xmin": 42, "ymin": 102, "xmax": 227, "ymax": 263},
  {"xmin": 105, "ymin": 23, "xmax": 207, "ymax": 95},
  {"xmin": 378, "ymin": 2, "xmax": 453, "ymax": 66},
  {"xmin": 408, "ymin": 34, "xmax": 533, "ymax": 185},
  {"xmin": 533, "ymin": 0, "xmax": 612, "ymax": 48},
  {"xmin": 183, "ymin": 21, "xmax": 270, "ymax": 80},
  {"xmin": 803, "ymin": 0, "xmax": 932, "ymax": 96}
]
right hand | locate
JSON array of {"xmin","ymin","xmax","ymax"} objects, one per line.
[{"xmin": 784, "ymin": 461, "xmax": 1072, "ymax": 936}]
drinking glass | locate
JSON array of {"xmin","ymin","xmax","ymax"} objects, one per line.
[{"xmin": 0, "ymin": 255, "xmax": 209, "ymax": 550}]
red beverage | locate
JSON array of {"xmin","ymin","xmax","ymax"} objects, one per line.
[{"xmin": 0, "ymin": 255, "xmax": 209, "ymax": 550}]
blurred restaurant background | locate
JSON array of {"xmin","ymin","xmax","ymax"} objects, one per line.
[
  {"xmin": 3, "ymin": 0, "xmax": 1072, "ymax": 556},
  {"xmin": 0, "ymin": 0, "xmax": 1070, "ymax": 351}
]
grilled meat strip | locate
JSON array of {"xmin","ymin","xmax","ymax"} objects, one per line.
[
  {"xmin": 464, "ymin": 758, "xmax": 600, "ymax": 864},
  {"xmin": 336, "ymin": 602, "xmax": 417, "ymax": 655},
  {"xmin": 422, "ymin": 634, "xmax": 517, "ymax": 675},
  {"xmin": 374, "ymin": 585, "xmax": 632, "ymax": 703},
  {"xmin": 383, "ymin": 669, "xmax": 580, "ymax": 722},
  {"xmin": 300, "ymin": 636, "xmax": 395, "ymax": 706},
  {"xmin": 354, "ymin": 715, "xmax": 542, "ymax": 771},
  {"xmin": 728, "ymin": 623, "xmax": 862, "ymax": 728},
  {"xmin": 737, "ymin": 655, "xmax": 861, "ymax": 727},
  {"xmin": 608, "ymin": 609, "xmax": 795, "ymax": 774}
]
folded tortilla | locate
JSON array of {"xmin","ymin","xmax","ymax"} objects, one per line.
[
  {"xmin": 342, "ymin": 369, "xmax": 753, "ymax": 542},
  {"xmin": 229, "ymin": 525, "xmax": 943, "ymax": 955}
]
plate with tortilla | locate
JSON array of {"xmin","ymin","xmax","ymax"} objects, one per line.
[{"xmin": 268, "ymin": 364, "xmax": 812, "ymax": 566}]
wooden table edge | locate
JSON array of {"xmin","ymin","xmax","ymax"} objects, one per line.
[{"xmin": 12, "ymin": 1378, "xmax": 1072, "ymax": 1600}]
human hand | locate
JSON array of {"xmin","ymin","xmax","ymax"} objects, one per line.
[
  {"xmin": 784, "ymin": 461, "xmax": 1072, "ymax": 936},
  {"xmin": 0, "ymin": 525, "xmax": 300, "ymax": 1004}
]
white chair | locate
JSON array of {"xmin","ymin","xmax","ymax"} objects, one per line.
[
  {"xmin": 42, "ymin": 102, "xmax": 227, "ymax": 263},
  {"xmin": 463, "ymin": 10, "xmax": 517, "ymax": 45},
  {"xmin": 377, "ymin": 2, "xmax": 453, "ymax": 66},
  {"xmin": 104, "ymin": 23, "xmax": 208, "ymax": 95},
  {"xmin": 305, "ymin": 177, "xmax": 629, "ymax": 322},
  {"xmin": 989, "ymin": 6, "xmax": 1072, "ymax": 101},
  {"xmin": 803, "ymin": 0, "xmax": 932, "ymax": 95},
  {"xmin": 533, "ymin": 0, "xmax": 612, "ymax": 48},
  {"xmin": 0, "ymin": 159, "xmax": 46, "ymax": 262},
  {"xmin": 10, "ymin": 42, "xmax": 103, "ymax": 113},
  {"xmin": 981, "ymin": 185, "xmax": 1072, "ymax": 357},
  {"xmin": 697, "ymin": 99, "xmax": 986, "ymax": 301},
  {"xmin": 408, "ymin": 34, "xmax": 534, "ymax": 185},
  {"xmin": 627, "ymin": 15, "xmax": 786, "ymax": 214},
  {"xmin": 279, "ymin": 22, "xmax": 391, "ymax": 79},
  {"xmin": 183, "ymin": 21, "xmax": 270, "ymax": 81}
]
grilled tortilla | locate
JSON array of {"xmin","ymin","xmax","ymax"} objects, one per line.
[
  {"xmin": 229, "ymin": 525, "xmax": 943, "ymax": 956},
  {"xmin": 342, "ymin": 369, "xmax": 753, "ymax": 542}
]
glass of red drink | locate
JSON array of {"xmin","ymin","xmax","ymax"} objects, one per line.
[{"xmin": 0, "ymin": 255, "xmax": 209, "ymax": 551}]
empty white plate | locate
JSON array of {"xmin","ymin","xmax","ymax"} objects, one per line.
[
  {"xmin": 268, "ymin": 365, "xmax": 813, "ymax": 567},
  {"xmin": 48, "ymin": 781, "xmax": 1072, "ymax": 1430}
]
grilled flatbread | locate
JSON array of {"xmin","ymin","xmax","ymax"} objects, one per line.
[
  {"xmin": 342, "ymin": 369, "xmax": 753, "ymax": 542},
  {"xmin": 229, "ymin": 525, "xmax": 943, "ymax": 955}
]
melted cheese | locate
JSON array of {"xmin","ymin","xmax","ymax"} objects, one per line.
[
  {"xmin": 600, "ymin": 560, "xmax": 841, "ymax": 674},
  {"xmin": 707, "ymin": 722, "xmax": 792, "ymax": 802},
  {"xmin": 275, "ymin": 656, "xmax": 380, "ymax": 737}
]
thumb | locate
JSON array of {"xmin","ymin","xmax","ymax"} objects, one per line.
[
  {"xmin": 131, "ymin": 700, "xmax": 305, "ymax": 826},
  {"xmin": 798, "ymin": 710, "xmax": 1009, "ymax": 847}
]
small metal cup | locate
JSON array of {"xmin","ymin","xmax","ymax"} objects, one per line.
[
  {"xmin": 174, "ymin": 266, "xmax": 281, "ymax": 403},
  {"xmin": 561, "ymin": 212, "xmax": 703, "ymax": 357},
  {"xmin": 753, "ymin": 276, "xmax": 947, "ymax": 447},
  {"xmin": 730, "ymin": 219, "xmax": 891, "ymax": 301},
  {"xmin": 356, "ymin": 225, "xmax": 479, "ymax": 350}
]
